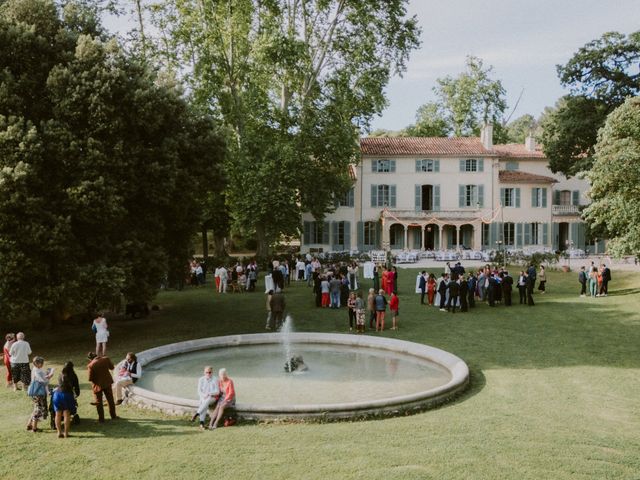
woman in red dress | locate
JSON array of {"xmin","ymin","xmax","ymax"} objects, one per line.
[
  {"xmin": 3, "ymin": 333, "xmax": 15, "ymax": 387},
  {"xmin": 427, "ymin": 274, "xmax": 436, "ymax": 305}
]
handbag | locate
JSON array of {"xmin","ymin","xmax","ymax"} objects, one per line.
[
  {"xmin": 92, "ymin": 323, "xmax": 97, "ymax": 333},
  {"xmin": 27, "ymin": 380, "xmax": 46, "ymax": 397}
]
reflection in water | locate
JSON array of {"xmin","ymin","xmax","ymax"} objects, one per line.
[{"xmin": 137, "ymin": 344, "xmax": 451, "ymax": 406}]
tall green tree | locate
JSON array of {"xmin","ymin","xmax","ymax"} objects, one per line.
[
  {"xmin": 541, "ymin": 31, "xmax": 640, "ymax": 177},
  {"xmin": 402, "ymin": 102, "xmax": 450, "ymax": 137},
  {"xmin": 407, "ymin": 56, "xmax": 507, "ymax": 141},
  {"xmin": 146, "ymin": 0, "xmax": 420, "ymax": 256},
  {"xmin": 583, "ymin": 97, "xmax": 640, "ymax": 256},
  {"xmin": 0, "ymin": 0, "xmax": 224, "ymax": 321},
  {"xmin": 505, "ymin": 113, "xmax": 537, "ymax": 143}
]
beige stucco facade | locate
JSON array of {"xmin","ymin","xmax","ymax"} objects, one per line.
[{"xmin": 301, "ymin": 129, "xmax": 595, "ymax": 254}]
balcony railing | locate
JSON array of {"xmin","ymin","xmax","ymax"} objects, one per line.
[
  {"xmin": 385, "ymin": 209, "xmax": 482, "ymax": 220},
  {"xmin": 552, "ymin": 205, "xmax": 580, "ymax": 216}
]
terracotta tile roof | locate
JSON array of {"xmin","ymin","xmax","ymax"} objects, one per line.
[
  {"xmin": 360, "ymin": 137, "xmax": 548, "ymax": 159},
  {"xmin": 499, "ymin": 170, "xmax": 557, "ymax": 184},
  {"xmin": 360, "ymin": 137, "xmax": 496, "ymax": 156},
  {"xmin": 492, "ymin": 144, "xmax": 546, "ymax": 158}
]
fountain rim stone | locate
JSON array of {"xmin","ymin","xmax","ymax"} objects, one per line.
[{"xmin": 127, "ymin": 333, "xmax": 469, "ymax": 420}]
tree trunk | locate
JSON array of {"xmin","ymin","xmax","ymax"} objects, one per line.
[
  {"xmin": 212, "ymin": 231, "xmax": 227, "ymax": 258},
  {"xmin": 255, "ymin": 224, "xmax": 271, "ymax": 258},
  {"xmin": 201, "ymin": 228, "xmax": 209, "ymax": 260}
]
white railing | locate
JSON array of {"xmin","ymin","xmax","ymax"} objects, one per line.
[
  {"xmin": 386, "ymin": 209, "xmax": 481, "ymax": 220},
  {"xmin": 552, "ymin": 205, "xmax": 580, "ymax": 215}
]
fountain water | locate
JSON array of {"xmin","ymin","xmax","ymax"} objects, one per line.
[{"xmin": 280, "ymin": 315, "xmax": 293, "ymax": 370}]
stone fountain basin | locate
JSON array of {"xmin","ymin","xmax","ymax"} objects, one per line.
[{"xmin": 127, "ymin": 333, "xmax": 469, "ymax": 421}]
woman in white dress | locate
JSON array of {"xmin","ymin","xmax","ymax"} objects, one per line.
[{"xmin": 92, "ymin": 314, "xmax": 109, "ymax": 357}]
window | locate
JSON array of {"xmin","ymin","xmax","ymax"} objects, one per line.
[
  {"xmin": 503, "ymin": 222, "xmax": 515, "ymax": 246},
  {"xmin": 337, "ymin": 187, "xmax": 354, "ymax": 207},
  {"xmin": 530, "ymin": 223, "xmax": 540, "ymax": 245},
  {"xmin": 501, "ymin": 187, "xmax": 520, "ymax": 207},
  {"xmin": 363, "ymin": 222, "xmax": 377, "ymax": 247},
  {"xmin": 460, "ymin": 158, "xmax": 484, "ymax": 172},
  {"xmin": 459, "ymin": 184, "xmax": 484, "ymax": 207},
  {"xmin": 558, "ymin": 190, "xmax": 572, "ymax": 206},
  {"xmin": 372, "ymin": 159, "xmax": 395, "ymax": 173},
  {"xmin": 334, "ymin": 222, "xmax": 345, "ymax": 245},
  {"xmin": 482, "ymin": 223, "xmax": 490, "ymax": 246},
  {"xmin": 531, "ymin": 187, "xmax": 547, "ymax": 208},
  {"xmin": 310, "ymin": 222, "xmax": 325, "ymax": 244},
  {"xmin": 371, "ymin": 184, "xmax": 396, "ymax": 207},
  {"xmin": 505, "ymin": 161, "xmax": 519, "ymax": 171},
  {"xmin": 465, "ymin": 185, "xmax": 477, "ymax": 206},
  {"xmin": 465, "ymin": 159, "xmax": 477, "ymax": 172},
  {"xmin": 416, "ymin": 159, "xmax": 439, "ymax": 172}
]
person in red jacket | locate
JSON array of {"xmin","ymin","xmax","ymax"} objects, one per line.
[{"xmin": 389, "ymin": 292, "xmax": 400, "ymax": 330}]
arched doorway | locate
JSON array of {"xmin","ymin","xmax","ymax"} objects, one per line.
[
  {"xmin": 460, "ymin": 224, "xmax": 474, "ymax": 249},
  {"xmin": 424, "ymin": 224, "xmax": 438, "ymax": 250},
  {"xmin": 389, "ymin": 223, "xmax": 405, "ymax": 250}
]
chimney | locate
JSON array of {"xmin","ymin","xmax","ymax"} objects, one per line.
[
  {"xmin": 525, "ymin": 133, "xmax": 536, "ymax": 152},
  {"xmin": 481, "ymin": 123, "xmax": 493, "ymax": 150}
]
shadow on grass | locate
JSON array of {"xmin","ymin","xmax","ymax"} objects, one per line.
[
  {"xmin": 69, "ymin": 417, "xmax": 197, "ymax": 439},
  {"xmin": 609, "ymin": 287, "xmax": 640, "ymax": 296}
]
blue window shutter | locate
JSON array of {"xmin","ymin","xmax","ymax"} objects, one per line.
[
  {"xmin": 478, "ymin": 159, "xmax": 484, "ymax": 172},
  {"xmin": 459, "ymin": 159, "xmax": 465, "ymax": 172},
  {"xmin": 552, "ymin": 223, "xmax": 559, "ymax": 249},
  {"xmin": 323, "ymin": 222, "xmax": 330, "ymax": 244},
  {"xmin": 371, "ymin": 184, "xmax": 377, "ymax": 207},
  {"xmin": 390, "ymin": 185, "xmax": 397, "ymax": 207},
  {"xmin": 415, "ymin": 185, "xmax": 422, "ymax": 211},
  {"xmin": 478, "ymin": 184, "xmax": 484, "ymax": 207},
  {"xmin": 542, "ymin": 223, "xmax": 549, "ymax": 245},
  {"xmin": 572, "ymin": 190, "xmax": 580, "ymax": 206},
  {"xmin": 434, "ymin": 160, "xmax": 440, "ymax": 172},
  {"xmin": 554, "ymin": 190, "xmax": 560, "ymax": 205},
  {"xmin": 542, "ymin": 188, "xmax": 547, "ymax": 208},
  {"xmin": 390, "ymin": 160, "xmax": 396, "ymax": 172},
  {"xmin": 531, "ymin": 188, "xmax": 537, "ymax": 208},
  {"xmin": 575, "ymin": 222, "xmax": 585, "ymax": 250},
  {"xmin": 415, "ymin": 160, "xmax": 420, "ymax": 172},
  {"xmin": 515, "ymin": 188, "xmax": 521, "ymax": 208},
  {"xmin": 433, "ymin": 185, "xmax": 440, "ymax": 211},
  {"xmin": 344, "ymin": 222, "xmax": 351, "ymax": 250},
  {"xmin": 500, "ymin": 188, "xmax": 505, "ymax": 206},
  {"xmin": 303, "ymin": 221, "xmax": 311, "ymax": 244},
  {"xmin": 331, "ymin": 221, "xmax": 338, "ymax": 249},
  {"xmin": 459, "ymin": 185, "xmax": 465, "ymax": 207},
  {"xmin": 524, "ymin": 223, "xmax": 531, "ymax": 244},
  {"xmin": 375, "ymin": 221, "xmax": 382, "ymax": 249},
  {"xmin": 356, "ymin": 221, "xmax": 364, "ymax": 251},
  {"xmin": 371, "ymin": 160, "xmax": 377, "ymax": 172},
  {"xmin": 515, "ymin": 223, "xmax": 522, "ymax": 247}
]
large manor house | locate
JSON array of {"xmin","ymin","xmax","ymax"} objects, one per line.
[{"xmin": 301, "ymin": 125, "xmax": 602, "ymax": 255}]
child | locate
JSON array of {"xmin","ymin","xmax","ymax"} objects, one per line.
[
  {"xmin": 347, "ymin": 292, "xmax": 356, "ymax": 332},
  {"xmin": 389, "ymin": 292, "xmax": 399, "ymax": 330},
  {"xmin": 320, "ymin": 276, "xmax": 330, "ymax": 307},
  {"xmin": 355, "ymin": 291, "xmax": 365, "ymax": 333},
  {"xmin": 265, "ymin": 290, "xmax": 273, "ymax": 329}
]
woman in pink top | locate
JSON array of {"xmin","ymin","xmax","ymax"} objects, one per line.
[{"xmin": 209, "ymin": 368, "xmax": 236, "ymax": 429}]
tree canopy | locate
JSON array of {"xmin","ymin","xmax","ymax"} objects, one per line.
[
  {"xmin": 541, "ymin": 31, "xmax": 640, "ymax": 177},
  {"xmin": 405, "ymin": 56, "xmax": 507, "ymax": 140},
  {"xmin": 144, "ymin": 0, "xmax": 420, "ymax": 255},
  {"xmin": 583, "ymin": 97, "xmax": 640, "ymax": 256},
  {"xmin": 0, "ymin": 0, "xmax": 224, "ymax": 320}
]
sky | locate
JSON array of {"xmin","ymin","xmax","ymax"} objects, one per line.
[{"xmin": 372, "ymin": 0, "xmax": 640, "ymax": 131}]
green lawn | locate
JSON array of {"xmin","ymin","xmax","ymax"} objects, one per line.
[{"xmin": 1, "ymin": 267, "xmax": 639, "ymax": 480}]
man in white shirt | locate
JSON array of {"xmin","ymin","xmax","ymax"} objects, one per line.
[
  {"xmin": 191, "ymin": 366, "xmax": 220, "ymax": 430},
  {"xmin": 9, "ymin": 332, "xmax": 32, "ymax": 391}
]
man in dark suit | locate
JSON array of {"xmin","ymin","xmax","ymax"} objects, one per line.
[
  {"xmin": 459, "ymin": 278, "xmax": 468, "ymax": 312},
  {"xmin": 525, "ymin": 272, "xmax": 535, "ymax": 306},
  {"xmin": 438, "ymin": 274, "xmax": 448, "ymax": 311},
  {"xmin": 467, "ymin": 274, "xmax": 476, "ymax": 308},
  {"xmin": 447, "ymin": 278, "xmax": 459, "ymax": 313},
  {"xmin": 88, "ymin": 352, "xmax": 117, "ymax": 422},
  {"xmin": 527, "ymin": 264, "xmax": 537, "ymax": 292},
  {"xmin": 600, "ymin": 264, "xmax": 611, "ymax": 296},
  {"xmin": 502, "ymin": 271, "xmax": 513, "ymax": 306},
  {"xmin": 418, "ymin": 271, "xmax": 427, "ymax": 305}
]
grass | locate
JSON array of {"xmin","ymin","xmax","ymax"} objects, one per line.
[{"xmin": 1, "ymin": 267, "xmax": 639, "ymax": 480}]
